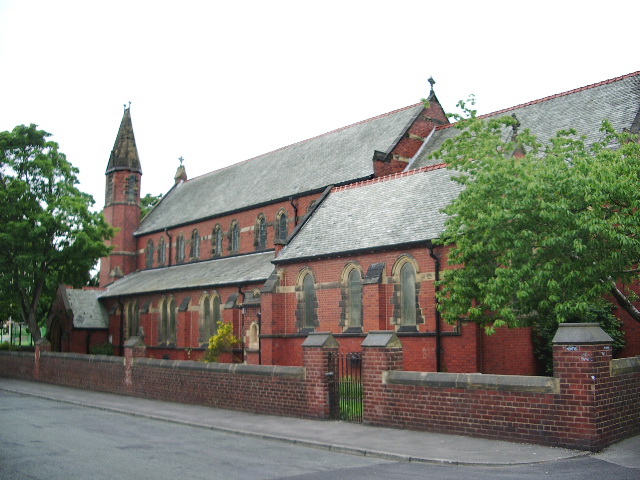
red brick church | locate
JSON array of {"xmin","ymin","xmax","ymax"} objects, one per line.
[{"xmin": 51, "ymin": 72, "xmax": 640, "ymax": 374}]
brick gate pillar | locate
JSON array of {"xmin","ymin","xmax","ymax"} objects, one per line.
[
  {"xmin": 361, "ymin": 331, "xmax": 403, "ymax": 425},
  {"xmin": 302, "ymin": 332, "xmax": 338, "ymax": 419},
  {"xmin": 552, "ymin": 323, "xmax": 613, "ymax": 451},
  {"xmin": 124, "ymin": 336, "xmax": 147, "ymax": 387},
  {"xmin": 34, "ymin": 338, "xmax": 51, "ymax": 380}
]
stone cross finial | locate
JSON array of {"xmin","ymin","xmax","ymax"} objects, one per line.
[
  {"xmin": 179, "ymin": 156, "xmax": 184, "ymax": 166},
  {"xmin": 428, "ymin": 77, "xmax": 436, "ymax": 92}
]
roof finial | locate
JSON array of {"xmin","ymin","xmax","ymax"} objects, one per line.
[
  {"xmin": 174, "ymin": 158, "xmax": 187, "ymax": 184},
  {"xmin": 428, "ymin": 76, "xmax": 436, "ymax": 93}
]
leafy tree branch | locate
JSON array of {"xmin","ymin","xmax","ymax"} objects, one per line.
[
  {"xmin": 0, "ymin": 124, "xmax": 114, "ymax": 342},
  {"xmin": 432, "ymin": 109, "xmax": 640, "ymax": 334}
]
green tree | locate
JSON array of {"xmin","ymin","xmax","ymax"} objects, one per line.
[
  {"xmin": 432, "ymin": 109, "xmax": 640, "ymax": 334},
  {"xmin": 0, "ymin": 124, "xmax": 114, "ymax": 342},
  {"xmin": 140, "ymin": 192, "xmax": 162, "ymax": 219}
]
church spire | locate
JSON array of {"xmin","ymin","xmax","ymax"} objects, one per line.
[
  {"xmin": 99, "ymin": 105, "xmax": 142, "ymax": 287},
  {"xmin": 106, "ymin": 105, "xmax": 142, "ymax": 174}
]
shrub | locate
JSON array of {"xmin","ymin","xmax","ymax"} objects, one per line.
[
  {"xmin": 0, "ymin": 341, "xmax": 17, "ymax": 351},
  {"xmin": 90, "ymin": 342, "xmax": 115, "ymax": 356},
  {"xmin": 205, "ymin": 321, "xmax": 239, "ymax": 362}
]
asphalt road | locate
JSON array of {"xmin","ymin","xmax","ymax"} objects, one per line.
[{"xmin": 1, "ymin": 390, "xmax": 637, "ymax": 480}]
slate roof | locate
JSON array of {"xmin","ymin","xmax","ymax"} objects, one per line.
[
  {"xmin": 274, "ymin": 165, "xmax": 463, "ymax": 263},
  {"xmin": 411, "ymin": 71, "xmax": 640, "ymax": 169},
  {"xmin": 61, "ymin": 289, "xmax": 109, "ymax": 329},
  {"xmin": 106, "ymin": 107, "xmax": 142, "ymax": 174},
  {"xmin": 136, "ymin": 104, "xmax": 425, "ymax": 235},
  {"xmin": 100, "ymin": 251, "xmax": 275, "ymax": 298}
]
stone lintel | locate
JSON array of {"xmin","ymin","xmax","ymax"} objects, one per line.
[{"xmin": 552, "ymin": 323, "xmax": 613, "ymax": 345}]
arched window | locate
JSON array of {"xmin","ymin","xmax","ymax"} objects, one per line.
[
  {"xmin": 159, "ymin": 297, "xmax": 177, "ymax": 345},
  {"xmin": 391, "ymin": 256, "xmax": 422, "ymax": 331},
  {"xmin": 346, "ymin": 267, "xmax": 363, "ymax": 329},
  {"xmin": 230, "ymin": 221, "xmax": 240, "ymax": 253},
  {"xmin": 212, "ymin": 225, "xmax": 223, "ymax": 257},
  {"xmin": 400, "ymin": 263, "xmax": 416, "ymax": 325},
  {"xmin": 200, "ymin": 293, "xmax": 221, "ymax": 344},
  {"xmin": 190, "ymin": 229, "xmax": 200, "ymax": 259},
  {"xmin": 400, "ymin": 262, "xmax": 417, "ymax": 328},
  {"xmin": 176, "ymin": 234, "xmax": 186, "ymax": 263},
  {"xmin": 256, "ymin": 215, "xmax": 267, "ymax": 250},
  {"xmin": 146, "ymin": 240, "xmax": 154, "ymax": 268},
  {"xmin": 296, "ymin": 270, "xmax": 317, "ymax": 332},
  {"xmin": 157, "ymin": 237, "xmax": 166, "ymax": 266},
  {"xmin": 276, "ymin": 211, "xmax": 288, "ymax": 243},
  {"xmin": 303, "ymin": 273, "xmax": 316, "ymax": 329},
  {"xmin": 126, "ymin": 300, "xmax": 139, "ymax": 338}
]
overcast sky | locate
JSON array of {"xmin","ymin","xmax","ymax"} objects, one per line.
[{"xmin": 1, "ymin": 0, "xmax": 637, "ymax": 209}]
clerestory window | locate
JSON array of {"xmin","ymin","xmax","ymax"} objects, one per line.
[
  {"xmin": 157, "ymin": 237, "xmax": 166, "ymax": 266},
  {"xmin": 212, "ymin": 225, "xmax": 223, "ymax": 257},
  {"xmin": 146, "ymin": 240, "xmax": 154, "ymax": 268},
  {"xmin": 256, "ymin": 215, "xmax": 267, "ymax": 250},
  {"xmin": 276, "ymin": 211, "xmax": 288, "ymax": 243},
  {"xmin": 190, "ymin": 229, "xmax": 200, "ymax": 259},
  {"xmin": 230, "ymin": 221, "xmax": 240, "ymax": 253},
  {"xmin": 176, "ymin": 234, "xmax": 186, "ymax": 263}
]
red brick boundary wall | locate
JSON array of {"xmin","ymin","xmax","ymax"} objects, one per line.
[
  {"xmin": 0, "ymin": 333, "xmax": 337, "ymax": 419},
  {"xmin": 1, "ymin": 325, "xmax": 638, "ymax": 451},
  {"xmin": 362, "ymin": 325, "xmax": 640, "ymax": 451},
  {"xmin": 0, "ymin": 351, "xmax": 34, "ymax": 381}
]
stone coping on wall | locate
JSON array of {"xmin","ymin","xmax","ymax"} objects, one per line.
[
  {"xmin": 134, "ymin": 357, "xmax": 305, "ymax": 379},
  {"xmin": 611, "ymin": 355, "xmax": 640, "ymax": 376},
  {"xmin": 41, "ymin": 351, "xmax": 122, "ymax": 364},
  {"xmin": 385, "ymin": 371, "xmax": 560, "ymax": 394},
  {"xmin": 0, "ymin": 351, "xmax": 34, "ymax": 358},
  {"xmin": 33, "ymin": 351, "xmax": 305, "ymax": 379}
]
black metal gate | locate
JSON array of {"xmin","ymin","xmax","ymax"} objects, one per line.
[{"xmin": 327, "ymin": 352, "xmax": 363, "ymax": 422}]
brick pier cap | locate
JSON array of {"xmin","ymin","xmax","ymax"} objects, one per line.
[{"xmin": 552, "ymin": 323, "xmax": 613, "ymax": 345}]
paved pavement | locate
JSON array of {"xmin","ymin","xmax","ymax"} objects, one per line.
[{"xmin": 1, "ymin": 378, "xmax": 638, "ymax": 467}]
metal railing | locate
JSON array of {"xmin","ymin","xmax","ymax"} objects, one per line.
[{"xmin": 327, "ymin": 352, "xmax": 363, "ymax": 422}]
